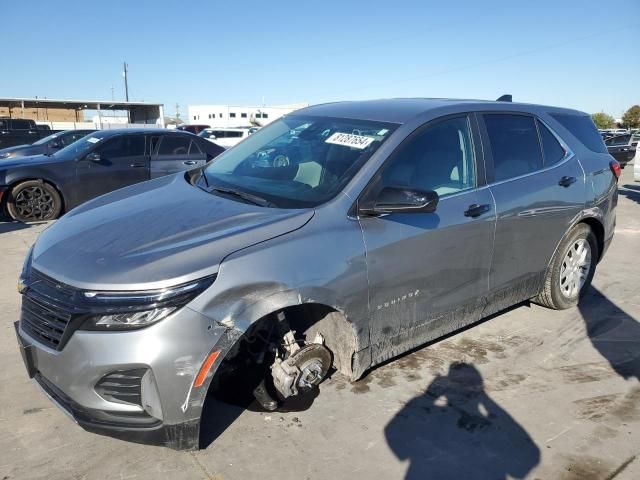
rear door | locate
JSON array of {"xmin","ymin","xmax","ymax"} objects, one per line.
[
  {"xmin": 150, "ymin": 134, "xmax": 207, "ymax": 178},
  {"xmin": 480, "ymin": 113, "xmax": 585, "ymax": 316},
  {"xmin": 74, "ymin": 134, "xmax": 149, "ymax": 203}
]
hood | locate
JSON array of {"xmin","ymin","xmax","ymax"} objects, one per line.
[
  {"xmin": 32, "ymin": 174, "xmax": 314, "ymax": 290},
  {"xmin": 0, "ymin": 153, "xmax": 57, "ymax": 167}
]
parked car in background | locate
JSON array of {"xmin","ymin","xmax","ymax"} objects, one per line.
[
  {"xmin": 14, "ymin": 98, "xmax": 617, "ymax": 450},
  {"xmin": 605, "ymin": 134, "xmax": 636, "ymax": 167},
  {"xmin": 0, "ymin": 118, "xmax": 53, "ymax": 149},
  {"xmin": 0, "ymin": 129, "xmax": 224, "ymax": 222},
  {"xmin": 634, "ymin": 148, "xmax": 640, "ymax": 182},
  {"xmin": 176, "ymin": 124, "xmax": 210, "ymax": 135},
  {"xmin": 0, "ymin": 130, "xmax": 94, "ymax": 160},
  {"xmin": 198, "ymin": 127, "xmax": 253, "ymax": 148}
]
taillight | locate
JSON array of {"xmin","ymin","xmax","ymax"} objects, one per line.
[{"xmin": 609, "ymin": 160, "xmax": 621, "ymax": 180}]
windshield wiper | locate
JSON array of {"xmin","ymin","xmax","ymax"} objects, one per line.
[{"xmin": 209, "ymin": 186, "xmax": 274, "ymax": 207}]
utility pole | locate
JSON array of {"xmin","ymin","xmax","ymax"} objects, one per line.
[
  {"xmin": 175, "ymin": 103, "xmax": 181, "ymax": 120},
  {"xmin": 110, "ymin": 85, "xmax": 114, "ymax": 101},
  {"xmin": 123, "ymin": 62, "xmax": 129, "ymax": 102}
]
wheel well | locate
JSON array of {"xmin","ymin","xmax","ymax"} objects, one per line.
[
  {"xmin": 7, "ymin": 178, "xmax": 66, "ymax": 213},
  {"xmin": 579, "ymin": 218, "xmax": 604, "ymax": 261},
  {"xmin": 207, "ymin": 303, "xmax": 358, "ymax": 405}
]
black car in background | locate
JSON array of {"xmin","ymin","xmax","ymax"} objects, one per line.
[
  {"xmin": 176, "ymin": 124, "xmax": 210, "ymax": 134},
  {"xmin": 605, "ymin": 134, "xmax": 636, "ymax": 167},
  {"xmin": 0, "ymin": 130, "xmax": 94, "ymax": 160},
  {"xmin": 0, "ymin": 129, "xmax": 224, "ymax": 222},
  {"xmin": 0, "ymin": 118, "xmax": 53, "ymax": 148}
]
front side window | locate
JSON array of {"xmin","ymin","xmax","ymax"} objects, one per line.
[
  {"xmin": 157, "ymin": 136, "xmax": 191, "ymax": 156},
  {"xmin": 203, "ymin": 115, "xmax": 396, "ymax": 208},
  {"xmin": 98, "ymin": 135, "xmax": 145, "ymax": 158},
  {"xmin": 537, "ymin": 120, "xmax": 565, "ymax": 166},
  {"xmin": 484, "ymin": 114, "xmax": 543, "ymax": 182},
  {"xmin": 377, "ymin": 116, "xmax": 476, "ymax": 197}
]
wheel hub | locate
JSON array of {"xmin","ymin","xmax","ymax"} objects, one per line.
[{"xmin": 559, "ymin": 239, "xmax": 591, "ymax": 299}]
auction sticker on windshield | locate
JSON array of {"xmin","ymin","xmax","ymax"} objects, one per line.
[
  {"xmin": 325, "ymin": 132, "xmax": 374, "ymax": 149},
  {"xmin": 86, "ymin": 137, "xmax": 101, "ymax": 144}
]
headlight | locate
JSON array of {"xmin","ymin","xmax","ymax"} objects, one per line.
[
  {"xmin": 80, "ymin": 275, "xmax": 216, "ymax": 330},
  {"xmin": 0, "ymin": 152, "xmax": 11, "ymax": 159},
  {"xmin": 17, "ymin": 245, "xmax": 34, "ymax": 294}
]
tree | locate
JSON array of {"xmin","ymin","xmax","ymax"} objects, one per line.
[
  {"xmin": 622, "ymin": 105, "xmax": 640, "ymax": 129},
  {"xmin": 591, "ymin": 112, "xmax": 615, "ymax": 129}
]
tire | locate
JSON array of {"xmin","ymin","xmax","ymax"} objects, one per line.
[
  {"xmin": 6, "ymin": 180, "xmax": 62, "ymax": 223},
  {"xmin": 534, "ymin": 223, "xmax": 598, "ymax": 310}
]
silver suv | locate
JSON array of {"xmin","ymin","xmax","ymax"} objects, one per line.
[{"xmin": 15, "ymin": 98, "xmax": 618, "ymax": 450}]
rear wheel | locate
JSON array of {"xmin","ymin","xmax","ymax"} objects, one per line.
[
  {"xmin": 6, "ymin": 180, "xmax": 62, "ymax": 223},
  {"xmin": 534, "ymin": 223, "xmax": 598, "ymax": 310}
]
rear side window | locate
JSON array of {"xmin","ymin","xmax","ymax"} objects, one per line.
[
  {"xmin": 605, "ymin": 135, "xmax": 631, "ymax": 146},
  {"xmin": 158, "ymin": 136, "xmax": 190, "ymax": 156},
  {"xmin": 484, "ymin": 114, "xmax": 543, "ymax": 182},
  {"xmin": 550, "ymin": 113, "xmax": 607, "ymax": 154},
  {"xmin": 537, "ymin": 121, "xmax": 565, "ymax": 166}
]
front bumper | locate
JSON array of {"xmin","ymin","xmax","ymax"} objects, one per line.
[{"xmin": 15, "ymin": 305, "xmax": 239, "ymax": 450}]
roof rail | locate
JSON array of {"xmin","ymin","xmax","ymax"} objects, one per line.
[{"xmin": 496, "ymin": 94, "xmax": 512, "ymax": 102}]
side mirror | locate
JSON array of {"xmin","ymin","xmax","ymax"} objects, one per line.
[
  {"xmin": 86, "ymin": 152, "xmax": 101, "ymax": 162},
  {"xmin": 360, "ymin": 186, "xmax": 439, "ymax": 215}
]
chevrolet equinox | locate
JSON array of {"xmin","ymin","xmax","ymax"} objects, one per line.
[{"xmin": 15, "ymin": 98, "xmax": 618, "ymax": 450}]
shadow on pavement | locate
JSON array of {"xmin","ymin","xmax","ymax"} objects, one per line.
[
  {"xmin": 385, "ymin": 362, "xmax": 540, "ymax": 480},
  {"xmin": 0, "ymin": 221, "xmax": 33, "ymax": 234},
  {"xmin": 619, "ymin": 184, "xmax": 640, "ymax": 205},
  {"xmin": 578, "ymin": 287, "xmax": 640, "ymax": 381}
]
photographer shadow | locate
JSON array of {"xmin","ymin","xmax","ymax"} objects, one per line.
[{"xmin": 385, "ymin": 362, "xmax": 540, "ymax": 480}]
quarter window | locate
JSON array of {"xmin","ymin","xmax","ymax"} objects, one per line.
[
  {"xmin": 379, "ymin": 116, "xmax": 476, "ymax": 197},
  {"xmin": 550, "ymin": 113, "xmax": 607, "ymax": 154},
  {"xmin": 537, "ymin": 121, "xmax": 565, "ymax": 166},
  {"xmin": 484, "ymin": 114, "xmax": 543, "ymax": 182}
]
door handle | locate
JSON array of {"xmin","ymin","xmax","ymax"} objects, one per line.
[
  {"xmin": 464, "ymin": 203, "xmax": 491, "ymax": 218},
  {"xmin": 130, "ymin": 163, "xmax": 145, "ymax": 168},
  {"xmin": 183, "ymin": 160, "xmax": 197, "ymax": 166},
  {"xmin": 558, "ymin": 176, "xmax": 576, "ymax": 187}
]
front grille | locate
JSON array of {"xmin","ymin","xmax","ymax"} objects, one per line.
[
  {"xmin": 20, "ymin": 269, "xmax": 85, "ymax": 351},
  {"xmin": 95, "ymin": 368, "xmax": 147, "ymax": 407},
  {"xmin": 20, "ymin": 296, "xmax": 72, "ymax": 349}
]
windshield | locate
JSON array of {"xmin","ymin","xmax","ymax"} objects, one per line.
[
  {"xmin": 32, "ymin": 132, "xmax": 62, "ymax": 146},
  {"xmin": 202, "ymin": 115, "xmax": 396, "ymax": 208},
  {"xmin": 53, "ymin": 131, "xmax": 111, "ymax": 158}
]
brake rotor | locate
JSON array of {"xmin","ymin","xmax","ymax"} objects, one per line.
[{"xmin": 288, "ymin": 343, "xmax": 332, "ymax": 390}]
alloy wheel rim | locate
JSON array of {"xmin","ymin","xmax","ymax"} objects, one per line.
[
  {"xmin": 14, "ymin": 186, "xmax": 55, "ymax": 220},
  {"xmin": 559, "ymin": 239, "xmax": 591, "ymax": 298}
]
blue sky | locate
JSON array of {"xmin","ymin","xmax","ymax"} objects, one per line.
[{"xmin": 1, "ymin": 0, "xmax": 638, "ymax": 118}]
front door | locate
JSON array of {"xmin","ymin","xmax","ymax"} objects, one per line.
[
  {"xmin": 74, "ymin": 134, "xmax": 149, "ymax": 205},
  {"xmin": 359, "ymin": 115, "xmax": 496, "ymax": 365}
]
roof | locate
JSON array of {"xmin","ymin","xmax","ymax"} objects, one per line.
[
  {"xmin": 295, "ymin": 98, "xmax": 586, "ymax": 124},
  {"xmin": 91, "ymin": 128, "xmax": 190, "ymax": 135},
  {"xmin": 0, "ymin": 97, "xmax": 163, "ymax": 110}
]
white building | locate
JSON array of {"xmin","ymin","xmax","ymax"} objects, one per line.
[{"xmin": 187, "ymin": 103, "xmax": 308, "ymax": 128}]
